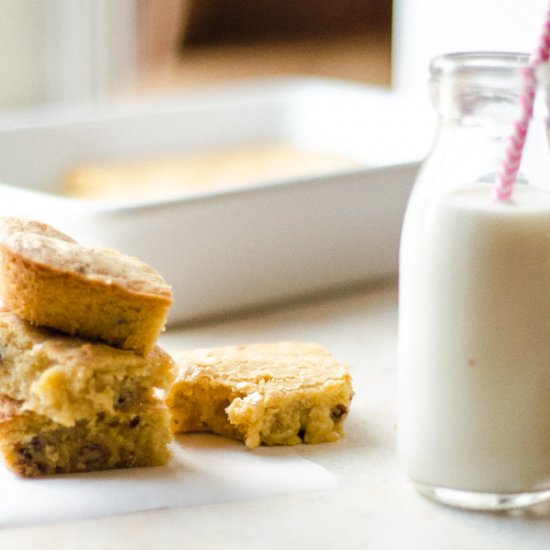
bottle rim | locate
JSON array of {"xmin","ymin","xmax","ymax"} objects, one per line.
[{"xmin": 430, "ymin": 52, "xmax": 531, "ymax": 90}]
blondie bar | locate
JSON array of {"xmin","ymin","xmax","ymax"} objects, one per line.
[
  {"xmin": 0, "ymin": 309, "xmax": 173, "ymax": 427},
  {"xmin": 166, "ymin": 342, "xmax": 353, "ymax": 448},
  {"xmin": 0, "ymin": 395, "xmax": 171, "ymax": 477},
  {"xmin": 0, "ymin": 217, "xmax": 172, "ymax": 353}
]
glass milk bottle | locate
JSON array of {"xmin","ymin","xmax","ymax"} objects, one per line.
[{"xmin": 398, "ymin": 52, "xmax": 550, "ymax": 511}]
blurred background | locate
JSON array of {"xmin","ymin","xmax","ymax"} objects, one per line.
[
  {"xmin": 0, "ymin": 0, "xmax": 390, "ymax": 110},
  {"xmin": 0, "ymin": 0, "xmax": 545, "ymax": 111},
  {"xmin": 0, "ymin": 0, "xmax": 547, "ymax": 324}
]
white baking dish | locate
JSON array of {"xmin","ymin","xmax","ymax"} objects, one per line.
[{"xmin": 0, "ymin": 78, "xmax": 431, "ymax": 324}]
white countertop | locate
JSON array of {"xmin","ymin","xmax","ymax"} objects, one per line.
[{"xmin": 2, "ymin": 280, "xmax": 550, "ymax": 549}]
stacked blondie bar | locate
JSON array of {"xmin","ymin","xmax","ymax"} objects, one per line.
[
  {"xmin": 0, "ymin": 218, "xmax": 355, "ymax": 479},
  {"xmin": 0, "ymin": 217, "xmax": 174, "ymax": 477}
]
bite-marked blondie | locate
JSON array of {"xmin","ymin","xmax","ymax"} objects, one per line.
[{"xmin": 166, "ymin": 341, "xmax": 353, "ymax": 448}]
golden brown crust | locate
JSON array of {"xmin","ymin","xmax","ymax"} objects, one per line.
[
  {"xmin": 0, "ymin": 217, "xmax": 171, "ymax": 298},
  {"xmin": 174, "ymin": 341, "xmax": 351, "ymax": 389}
]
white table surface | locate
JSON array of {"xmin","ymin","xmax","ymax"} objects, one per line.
[{"xmin": 2, "ymin": 279, "xmax": 550, "ymax": 549}]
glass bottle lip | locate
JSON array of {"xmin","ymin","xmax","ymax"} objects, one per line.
[
  {"xmin": 430, "ymin": 52, "xmax": 531, "ymax": 91},
  {"xmin": 429, "ymin": 52, "xmax": 534, "ymax": 121}
]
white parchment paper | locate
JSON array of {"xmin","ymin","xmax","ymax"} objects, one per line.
[{"xmin": 0, "ymin": 434, "xmax": 339, "ymax": 528}]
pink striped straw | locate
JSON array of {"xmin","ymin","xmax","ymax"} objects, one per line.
[{"xmin": 493, "ymin": 2, "xmax": 550, "ymax": 203}]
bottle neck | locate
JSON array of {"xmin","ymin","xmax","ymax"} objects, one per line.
[
  {"xmin": 410, "ymin": 52, "xmax": 550, "ymax": 200},
  {"xmin": 421, "ymin": 119, "xmax": 508, "ymax": 193},
  {"xmin": 429, "ymin": 52, "xmax": 530, "ymax": 125}
]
